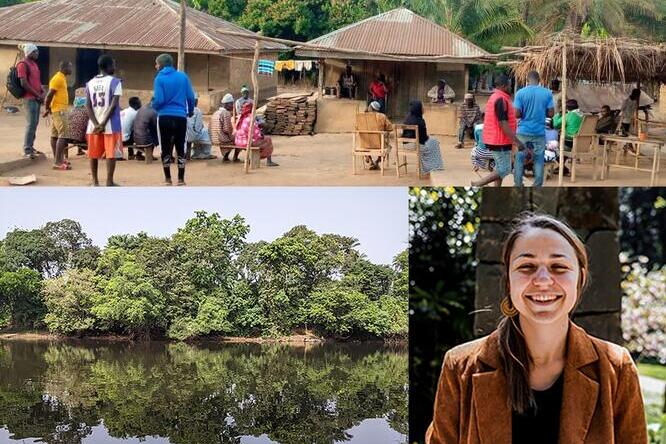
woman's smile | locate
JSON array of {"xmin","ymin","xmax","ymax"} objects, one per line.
[{"xmin": 525, "ymin": 293, "xmax": 563, "ymax": 303}]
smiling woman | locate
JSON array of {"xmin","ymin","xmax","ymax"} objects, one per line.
[{"xmin": 425, "ymin": 213, "xmax": 648, "ymax": 444}]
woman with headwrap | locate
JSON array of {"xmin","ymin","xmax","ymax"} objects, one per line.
[
  {"xmin": 402, "ymin": 100, "xmax": 444, "ymax": 178},
  {"xmin": 234, "ymin": 102, "xmax": 279, "ymax": 166}
]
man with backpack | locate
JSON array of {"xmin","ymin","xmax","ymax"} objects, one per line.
[{"xmin": 16, "ymin": 44, "xmax": 44, "ymax": 158}]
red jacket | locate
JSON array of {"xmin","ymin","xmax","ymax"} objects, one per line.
[{"xmin": 482, "ymin": 89, "xmax": 516, "ymax": 146}]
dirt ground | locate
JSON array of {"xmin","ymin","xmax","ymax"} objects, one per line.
[{"xmin": 0, "ymin": 109, "xmax": 664, "ymax": 187}]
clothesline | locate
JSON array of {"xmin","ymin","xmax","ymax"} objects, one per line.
[{"xmin": 274, "ymin": 60, "xmax": 316, "ymax": 72}]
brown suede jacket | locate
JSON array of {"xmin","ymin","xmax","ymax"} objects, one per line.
[{"xmin": 426, "ymin": 322, "xmax": 648, "ymax": 444}]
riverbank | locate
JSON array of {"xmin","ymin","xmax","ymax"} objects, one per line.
[{"xmin": 0, "ymin": 331, "xmax": 406, "ymax": 344}]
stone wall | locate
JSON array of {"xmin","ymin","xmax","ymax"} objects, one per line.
[{"xmin": 474, "ymin": 188, "xmax": 622, "ymax": 344}]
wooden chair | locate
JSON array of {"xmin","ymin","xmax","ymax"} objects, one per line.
[
  {"xmin": 393, "ymin": 124, "xmax": 421, "ymax": 179},
  {"xmin": 562, "ymin": 114, "xmax": 600, "ymax": 182},
  {"xmin": 352, "ymin": 112, "xmax": 390, "ymax": 176}
]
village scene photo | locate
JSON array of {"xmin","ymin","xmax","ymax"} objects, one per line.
[{"xmin": 0, "ymin": 0, "xmax": 663, "ymax": 187}]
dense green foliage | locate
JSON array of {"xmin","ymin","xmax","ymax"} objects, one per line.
[
  {"xmin": 0, "ymin": 340, "xmax": 407, "ymax": 443},
  {"xmin": 408, "ymin": 187, "xmax": 480, "ymax": 443},
  {"xmin": 187, "ymin": 0, "xmax": 664, "ymax": 50},
  {"xmin": 2, "ymin": 0, "xmax": 662, "ymax": 53},
  {"xmin": 0, "ymin": 213, "xmax": 406, "ymax": 340}
]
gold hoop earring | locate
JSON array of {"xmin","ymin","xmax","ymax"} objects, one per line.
[{"xmin": 501, "ymin": 297, "xmax": 518, "ymax": 317}]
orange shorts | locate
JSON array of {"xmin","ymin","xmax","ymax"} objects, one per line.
[{"xmin": 87, "ymin": 133, "xmax": 123, "ymax": 160}]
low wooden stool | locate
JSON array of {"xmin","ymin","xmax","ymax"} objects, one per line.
[{"xmin": 125, "ymin": 144, "xmax": 154, "ymax": 164}]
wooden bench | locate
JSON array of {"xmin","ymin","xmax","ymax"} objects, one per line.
[
  {"xmin": 125, "ymin": 144, "xmax": 155, "ymax": 164},
  {"xmin": 214, "ymin": 144, "xmax": 261, "ymax": 169}
]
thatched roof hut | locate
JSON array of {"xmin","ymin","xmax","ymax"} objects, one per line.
[
  {"xmin": 494, "ymin": 32, "xmax": 666, "ymax": 186},
  {"xmin": 498, "ymin": 33, "xmax": 666, "ymax": 84}
]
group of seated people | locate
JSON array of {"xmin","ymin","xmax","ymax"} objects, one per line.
[
  {"xmin": 470, "ymin": 95, "xmax": 636, "ymax": 177},
  {"xmin": 356, "ymin": 100, "xmax": 444, "ymax": 178},
  {"xmin": 64, "ymin": 88, "xmax": 279, "ymax": 167}
]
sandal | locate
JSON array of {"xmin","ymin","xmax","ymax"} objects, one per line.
[{"xmin": 52, "ymin": 163, "xmax": 71, "ymax": 171}]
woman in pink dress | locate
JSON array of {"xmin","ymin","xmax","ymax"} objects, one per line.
[{"xmin": 234, "ymin": 102, "xmax": 279, "ymax": 166}]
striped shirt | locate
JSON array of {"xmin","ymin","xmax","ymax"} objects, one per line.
[{"xmin": 210, "ymin": 107, "xmax": 234, "ymax": 145}]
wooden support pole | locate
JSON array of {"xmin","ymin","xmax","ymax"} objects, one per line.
[
  {"xmin": 244, "ymin": 39, "xmax": 261, "ymax": 173},
  {"xmin": 318, "ymin": 58, "xmax": 325, "ymax": 95},
  {"xmin": 178, "ymin": 0, "xmax": 186, "ymax": 71},
  {"xmin": 558, "ymin": 41, "xmax": 567, "ymax": 186}
]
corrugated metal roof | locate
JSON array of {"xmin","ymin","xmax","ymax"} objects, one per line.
[
  {"xmin": 0, "ymin": 0, "xmax": 286, "ymax": 54},
  {"xmin": 307, "ymin": 8, "xmax": 490, "ymax": 58}
]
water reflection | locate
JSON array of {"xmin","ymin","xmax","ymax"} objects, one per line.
[{"xmin": 0, "ymin": 340, "xmax": 407, "ymax": 444}]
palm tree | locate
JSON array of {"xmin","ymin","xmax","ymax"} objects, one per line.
[
  {"xmin": 403, "ymin": 0, "xmax": 533, "ymax": 51},
  {"xmin": 524, "ymin": 0, "xmax": 661, "ymax": 38}
]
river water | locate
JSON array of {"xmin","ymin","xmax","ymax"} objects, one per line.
[{"xmin": 0, "ymin": 339, "xmax": 407, "ymax": 444}]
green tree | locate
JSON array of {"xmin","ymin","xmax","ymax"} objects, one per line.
[
  {"xmin": 0, "ymin": 228, "xmax": 61, "ymax": 277},
  {"xmin": 0, "ymin": 220, "xmax": 97, "ymax": 277},
  {"xmin": 237, "ymin": 0, "xmax": 329, "ymax": 41},
  {"xmin": 341, "ymin": 258, "xmax": 394, "ymax": 301},
  {"xmin": 524, "ymin": 0, "xmax": 661, "ymax": 37},
  {"xmin": 42, "ymin": 268, "xmax": 100, "ymax": 335},
  {"xmin": 189, "ymin": 0, "xmax": 247, "ymax": 20},
  {"xmin": 93, "ymin": 259, "xmax": 165, "ymax": 336},
  {"xmin": 0, "ymin": 268, "xmax": 44, "ymax": 329}
]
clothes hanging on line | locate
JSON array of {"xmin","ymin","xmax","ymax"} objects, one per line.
[
  {"xmin": 258, "ymin": 59, "xmax": 275, "ymax": 76},
  {"xmin": 275, "ymin": 60, "xmax": 315, "ymax": 72},
  {"xmin": 274, "ymin": 60, "xmax": 295, "ymax": 71}
]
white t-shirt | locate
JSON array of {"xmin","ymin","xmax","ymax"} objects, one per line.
[
  {"xmin": 85, "ymin": 74, "xmax": 123, "ymax": 135},
  {"xmin": 120, "ymin": 107, "xmax": 138, "ymax": 142}
]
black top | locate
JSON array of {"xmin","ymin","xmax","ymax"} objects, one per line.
[
  {"xmin": 512, "ymin": 373, "xmax": 564, "ymax": 444},
  {"xmin": 495, "ymin": 98, "xmax": 509, "ymax": 121},
  {"xmin": 402, "ymin": 115, "xmax": 428, "ymax": 144},
  {"xmin": 403, "ymin": 101, "xmax": 429, "ymax": 145}
]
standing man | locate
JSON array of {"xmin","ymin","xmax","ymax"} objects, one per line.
[
  {"xmin": 513, "ymin": 70, "xmax": 554, "ymax": 187},
  {"xmin": 338, "ymin": 65, "xmax": 357, "ymax": 99},
  {"xmin": 17, "ymin": 43, "xmax": 44, "ymax": 158},
  {"xmin": 43, "ymin": 60, "xmax": 73, "ymax": 170},
  {"xmin": 455, "ymin": 93, "xmax": 482, "ymax": 148},
  {"xmin": 234, "ymin": 86, "xmax": 253, "ymax": 117},
  {"xmin": 472, "ymin": 74, "xmax": 525, "ymax": 187},
  {"xmin": 85, "ymin": 54, "xmax": 123, "ymax": 186},
  {"xmin": 210, "ymin": 94, "xmax": 239, "ymax": 162},
  {"xmin": 152, "ymin": 53, "xmax": 195, "ymax": 186},
  {"xmin": 368, "ymin": 74, "xmax": 389, "ymax": 113}
]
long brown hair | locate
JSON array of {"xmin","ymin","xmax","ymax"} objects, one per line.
[{"xmin": 497, "ymin": 213, "xmax": 589, "ymax": 413}]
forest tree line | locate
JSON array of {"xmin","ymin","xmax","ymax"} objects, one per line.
[{"xmin": 0, "ymin": 213, "xmax": 407, "ymax": 340}]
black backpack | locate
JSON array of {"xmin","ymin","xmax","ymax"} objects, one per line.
[{"xmin": 6, "ymin": 60, "xmax": 28, "ymax": 99}]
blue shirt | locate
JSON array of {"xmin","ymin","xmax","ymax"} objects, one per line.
[
  {"xmin": 152, "ymin": 66, "xmax": 195, "ymax": 118},
  {"xmin": 514, "ymin": 85, "xmax": 554, "ymax": 136}
]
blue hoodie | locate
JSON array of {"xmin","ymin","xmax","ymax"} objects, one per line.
[{"xmin": 152, "ymin": 66, "xmax": 195, "ymax": 118}]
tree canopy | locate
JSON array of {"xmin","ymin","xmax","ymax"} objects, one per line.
[
  {"xmin": 187, "ymin": 0, "xmax": 664, "ymax": 51},
  {"xmin": 0, "ymin": 213, "xmax": 407, "ymax": 341}
]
